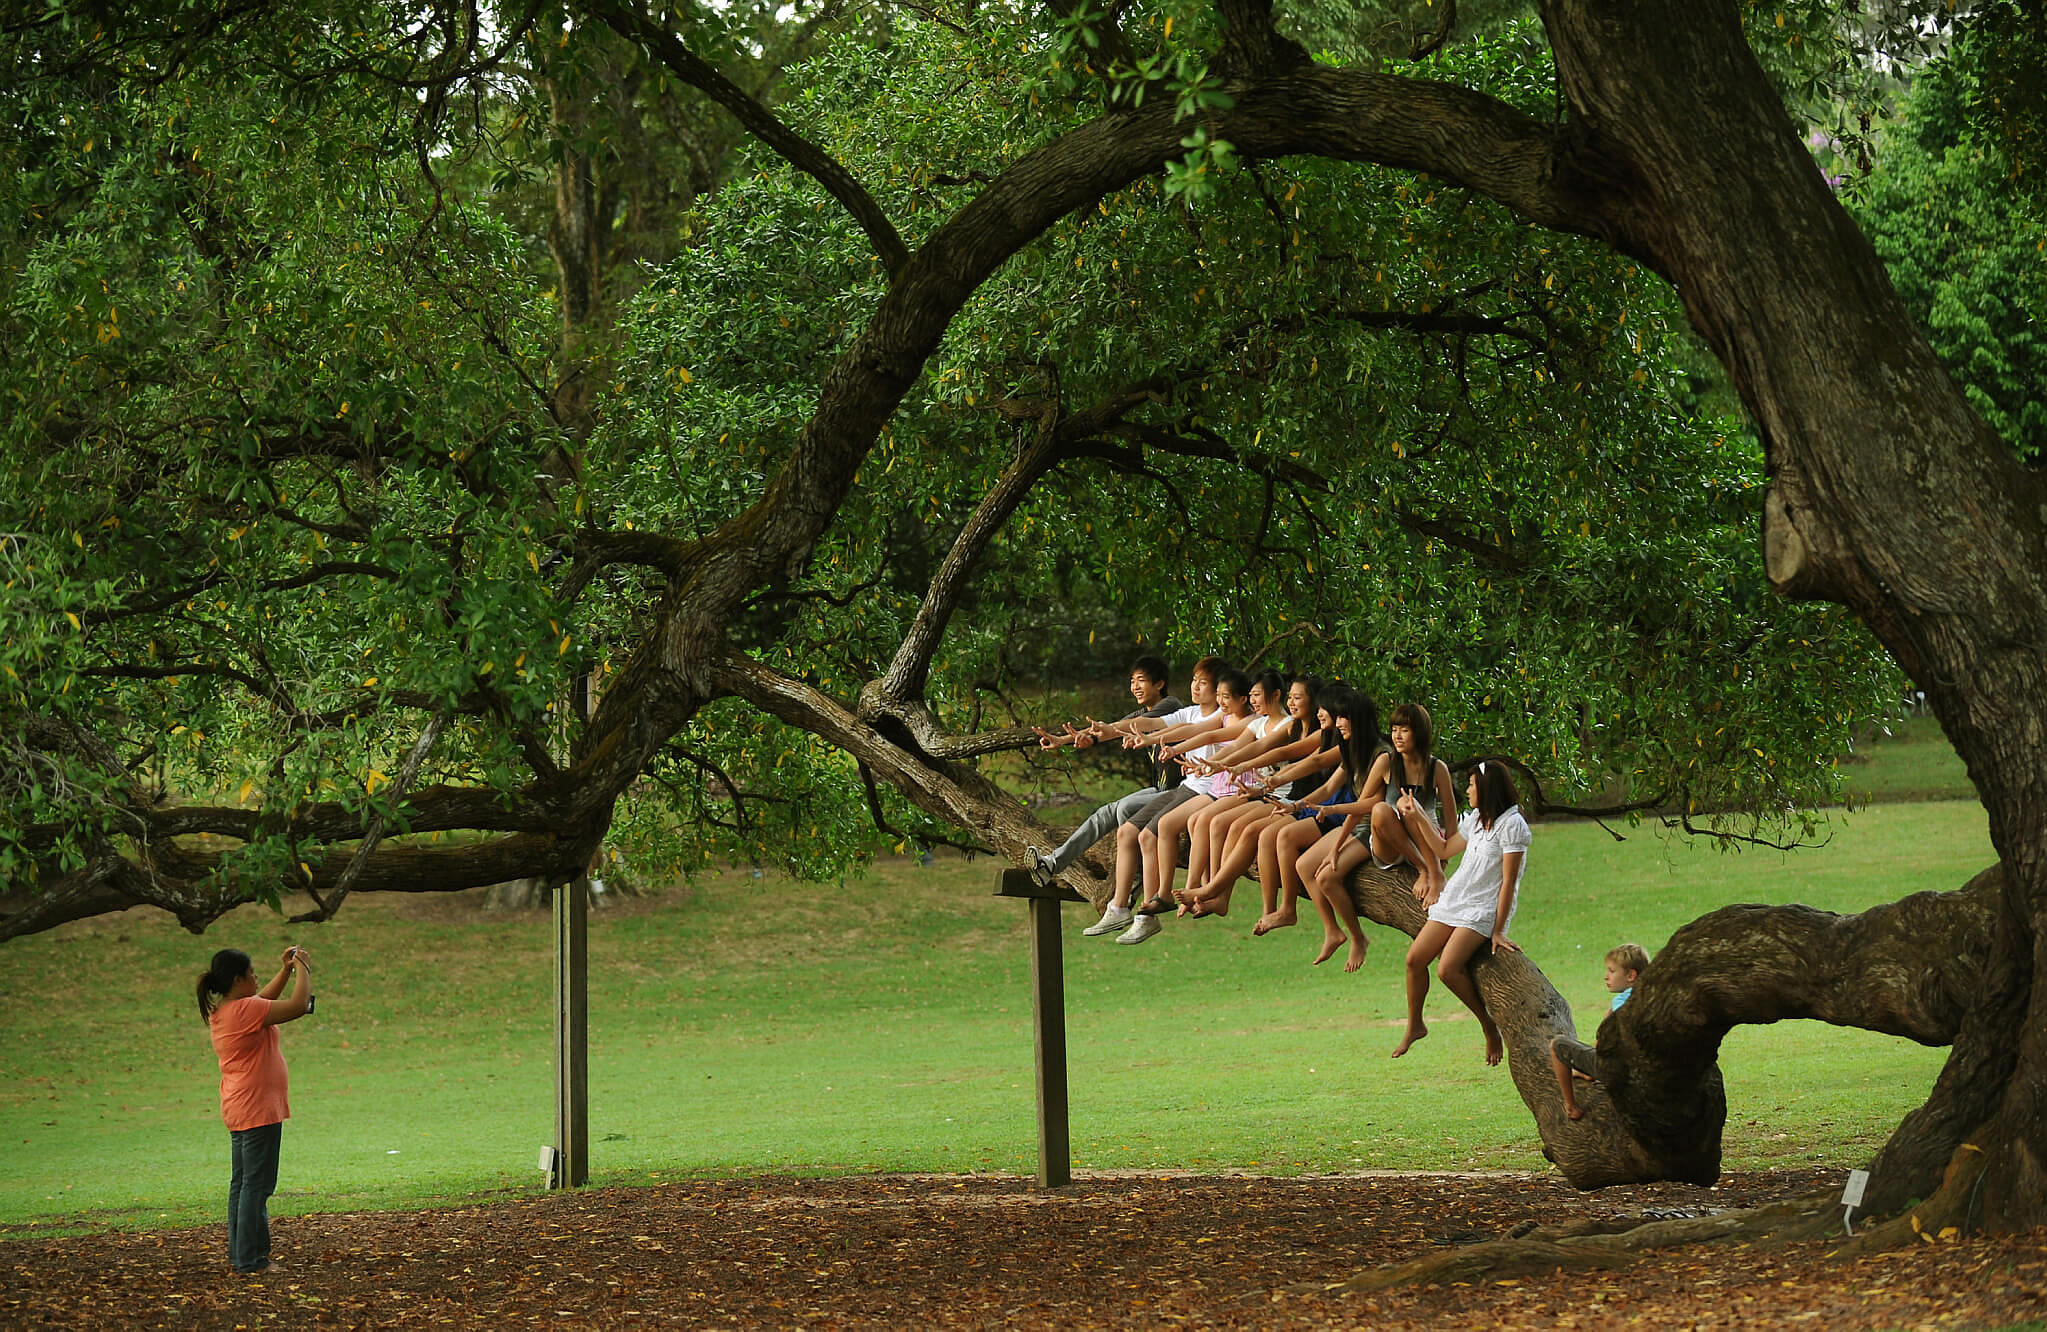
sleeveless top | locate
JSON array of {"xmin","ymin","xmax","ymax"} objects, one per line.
[{"xmin": 1388, "ymin": 753, "xmax": 1439, "ymax": 820}]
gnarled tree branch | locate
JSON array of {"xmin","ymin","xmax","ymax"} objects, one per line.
[{"xmin": 581, "ymin": 0, "xmax": 909, "ymax": 277}]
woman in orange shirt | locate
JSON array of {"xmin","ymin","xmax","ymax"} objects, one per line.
[{"xmin": 196, "ymin": 946, "xmax": 313, "ymax": 1275}]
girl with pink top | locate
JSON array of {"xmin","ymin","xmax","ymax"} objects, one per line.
[{"xmin": 197, "ymin": 945, "xmax": 313, "ymax": 1275}]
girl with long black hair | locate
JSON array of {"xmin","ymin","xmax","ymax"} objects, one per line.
[{"xmin": 197, "ymin": 945, "xmax": 313, "ymax": 1274}]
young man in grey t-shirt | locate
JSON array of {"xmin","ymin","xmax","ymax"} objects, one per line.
[{"xmin": 1027, "ymin": 656, "xmax": 1182, "ymax": 928}]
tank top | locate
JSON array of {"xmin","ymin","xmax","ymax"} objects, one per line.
[{"xmin": 1389, "ymin": 753, "xmax": 1439, "ymax": 820}]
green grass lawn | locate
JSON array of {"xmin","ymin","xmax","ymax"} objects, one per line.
[
  {"xmin": 0, "ymin": 788, "xmax": 1995, "ymax": 1239},
  {"xmin": 1839, "ymin": 714, "xmax": 1978, "ymax": 804}
]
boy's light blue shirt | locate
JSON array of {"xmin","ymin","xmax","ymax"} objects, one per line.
[{"xmin": 1611, "ymin": 987, "xmax": 1632, "ymax": 1011}]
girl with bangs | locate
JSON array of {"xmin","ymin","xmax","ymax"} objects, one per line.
[
  {"xmin": 1255, "ymin": 687, "xmax": 1382, "ymax": 940},
  {"xmin": 1302, "ymin": 701, "xmax": 1456, "ymax": 972},
  {"xmin": 1173, "ymin": 674, "xmax": 1328, "ymax": 917},
  {"xmin": 1180, "ymin": 683, "xmax": 1344, "ymax": 926}
]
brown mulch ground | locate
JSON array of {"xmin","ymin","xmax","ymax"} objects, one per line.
[{"xmin": 5, "ymin": 1170, "xmax": 2046, "ymax": 1328}]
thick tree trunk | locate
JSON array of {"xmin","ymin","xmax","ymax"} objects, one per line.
[{"xmin": 1534, "ymin": 0, "xmax": 2047, "ymax": 1227}]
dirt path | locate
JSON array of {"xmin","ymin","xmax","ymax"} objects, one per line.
[{"xmin": 4, "ymin": 1170, "xmax": 2045, "ymax": 1327}]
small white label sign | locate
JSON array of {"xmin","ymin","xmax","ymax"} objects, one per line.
[{"xmin": 1842, "ymin": 1169, "xmax": 1870, "ymax": 1208}]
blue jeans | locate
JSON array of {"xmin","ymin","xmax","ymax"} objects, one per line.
[{"xmin": 228, "ymin": 1121, "xmax": 282, "ymax": 1272}]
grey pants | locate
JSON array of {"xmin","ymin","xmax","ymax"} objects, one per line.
[
  {"xmin": 1045, "ymin": 785, "xmax": 1165, "ymax": 873},
  {"xmin": 228, "ymin": 1121, "xmax": 282, "ymax": 1272}
]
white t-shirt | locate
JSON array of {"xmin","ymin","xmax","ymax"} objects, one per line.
[
  {"xmin": 1427, "ymin": 805, "xmax": 1532, "ymax": 935},
  {"xmin": 1178, "ymin": 706, "xmax": 1236, "ymax": 798},
  {"xmin": 1244, "ymin": 714, "xmax": 1282, "ymax": 778}
]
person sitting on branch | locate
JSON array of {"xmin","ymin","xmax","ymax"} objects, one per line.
[
  {"xmin": 1391, "ymin": 761, "xmax": 1532, "ymax": 1067},
  {"xmin": 1552, "ymin": 942, "xmax": 1650, "ymax": 1120},
  {"xmin": 1025, "ymin": 654, "xmax": 1183, "ymax": 910}
]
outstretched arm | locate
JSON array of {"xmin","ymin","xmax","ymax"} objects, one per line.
[
  {"xmin": 1320, "ymin": 753, "xmax": 1394, "ymax": 817},
  {"xmin": 1259, "ymin": 741, "xmax": 1342, "ymax": 790}
]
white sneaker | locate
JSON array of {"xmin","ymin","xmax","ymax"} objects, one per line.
[
  {"xmin": 1115, "ymin": 913, "xmax": 1162, "ymax": 945},
  {"xmin": 1027, "ymin": 846, "xmax": 1057, "ymax": 888},
  {"xmin": 1082, "ymin": 904, "xmax": 1134, "ymax": 936}
]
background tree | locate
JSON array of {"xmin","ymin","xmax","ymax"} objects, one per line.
[{"xmin": 1851, "ymin": 5, "xmax": 2047, "ymax": 465}]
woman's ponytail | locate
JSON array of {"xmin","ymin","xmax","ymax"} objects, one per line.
[{"xmin": 196, "ymin": 948, "xmax": 252, "ymax": 1022}]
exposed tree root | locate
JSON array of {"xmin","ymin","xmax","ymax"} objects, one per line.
[
  {"xmin": 1338, "ymin": 1236, "xmax": 1636, "ymax": 1290},
  {"xmin": 1340, "ymin": 1193, "xmax": 1840, "ymax": 1290}
]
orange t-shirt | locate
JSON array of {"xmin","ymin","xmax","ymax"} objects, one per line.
[{"xmin": 210, "ymin": 996, "xmax": 291, "ymax": 1131}]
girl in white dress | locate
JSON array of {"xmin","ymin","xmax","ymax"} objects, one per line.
[{"xmin": 1390, "ymin": 762, "xmax": 1531, "ymax": 1067}]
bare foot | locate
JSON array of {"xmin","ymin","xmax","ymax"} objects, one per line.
[
  {"xmin": 1409, "ymin": 875, "xmax": 1429, "ymax": 902},
  {"xmin": 1391, "ymin": 1023, "xmax": 1428, "ymax": 1058},
  {"xmin": 1173, "ymin": 886, "xmax": 1199, "ymax": 918},
  {"xmin": 1190, "ymin": 886, "xmax": 1231, "ymax": 918},
  {"xmin": 1483, "ymin": 1020, "xmax": 1505, "ymax": 1067},
  {"xmin": 1312, "ymin": 933, "xmax": 1344, "ymax": 966},
  {"xmin": 1565, "ymin": 1100, "xmax": 1585, "ymax": 1121},
  {"xmin": 1344, "ymin": 935, "xmax": 1369, "ymax": 973},
  {"xmin": 1251, "ymin": 910, "xmax": 1296, "ymax": 937}
]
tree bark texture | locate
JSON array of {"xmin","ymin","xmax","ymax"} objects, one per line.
[{"xmin": 1526, "ymin": 0, "xmax": 2047, "ymax": 1227}]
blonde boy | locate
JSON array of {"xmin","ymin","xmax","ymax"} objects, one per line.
[{"xmin": 1551, "ymin": 943, "xmax": 1650, "ymax": 1121}]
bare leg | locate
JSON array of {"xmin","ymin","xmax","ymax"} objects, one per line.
[
  {"xmin": 1551, "ymin": 1039, "xmax": 1584, "ymax": 1120},
  {"xmin": 1110, "ymin": 820, "xmax": 1144, "ymax": 909},
  {"xmin": 1205, "ymin": 799, "xmax": 1258, "ymax": 887},
  {"xmin": 1150, "ymin": 796, "xmax": 1208, "ymax": 911},
  {"xmin": 1274, "ymin": 815, "xmax": 1323, "ymax": 921},
  {"xmin": 1137, "ymin": 826, "xmax": 1162, "ymax": 908},
  {"xmin": 1393, "ymin": 921, "xmax": 1455, "ymax": 1056},
  {"xmin": 1251, "ymin": 818, "xmax": 1303, "ymax": 934},
  {"xmin": 1371, "ymin": 803, "xmax": 1426, "ymax": 900},
  {"xmin": 1316, "ymin": 835, "xmax": 1375, "ymax": 972},
  {"xmin": 1200, "ymin": 807, "xmax": 1273, "ymax": 907},
  {"xmin": 1299, "ymin": 825, "xmax": 1350, "ymax": 965},
  {"xmin": 1437, "ymin": 927, "xmax": 1505, "ymax": 1065},
  {"xmin": 1401, "ymin": 805, "xmax": 1447, "ymax": 900},
  {"xmin": 1179, "ymin": 801, "xmax": 1215, "ymax": 911},
  {"xmin": 1180, "ymin": 795, "xmax": 1241, "ymax": 912},
  {"xmin": 1404, "ymin": 807, "xmax": 1452, "ymax": 903}
]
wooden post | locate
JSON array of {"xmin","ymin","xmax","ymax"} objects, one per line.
[
  {"xmin": 553, "ymin": 874, "xmax": 589, "ymax": 1188},
  {"xmin": 995, "ymin": 868, "xmax": 1086, "ymax": 1188}
]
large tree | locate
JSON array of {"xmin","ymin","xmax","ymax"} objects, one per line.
[{"xmin": 5, "ymin": 0, "xmax": 2042, "ymax": 1231}]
